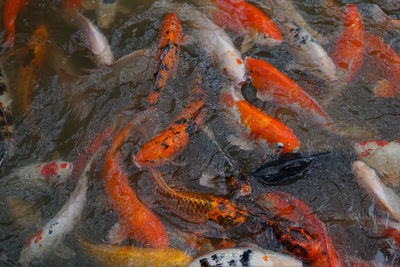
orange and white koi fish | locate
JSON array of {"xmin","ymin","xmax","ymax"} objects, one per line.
[
  {"xmin": 134, "ymin": 83, "xmax": 206, "ymax": 168},
  {"xmin": 3, "ymin": 0, "xmax": 30, "ymax": 47},
  {"xmin": 148, "ymin": 13, "xmax": 183, "ymax": 106},
  {"xmin": 364, "ymin": 32, "xmax": 400, "ymax": 98},
  {"xmin": 221, "ymin": 83, "xmax": 300, "ymax": 154},
  {"xmin": 246, "ymin": 57, "xmax": 335, "ymax": 131},
  {"xmin": 80, "ymin": 239, "xmax": 192, "ymax": 267},
  {"xmin": 17, "ymin": 25, "xmax": 48, "ymax": 113},
  {"xmin": 64, "ymin": 0, "xmax": 81, "ymax": 9},
  {"xmin": 193, "ymin": 0, "xmax": 282, "ymax": 50},
  {"xmin": 150, "ymin": 168, "xmax": 248, "ymax": 227},
  {"xmin": 257, "ymin": 192, "xmax": 342, "ymax": 267},
  {"xmin": 163, "ymin": 1, "xmax": 246, "ymax": 86},
  {"xmin": 103, "ymin": 113, "xmax": 169, "ymax": 247}
]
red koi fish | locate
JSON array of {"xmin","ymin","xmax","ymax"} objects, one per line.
[
  {"xmin": 3, "ymin": 0, "xmax": 30, "ymax": 47},
  {"xmin": 148, "ymin": 13, "xmax": 183, "ymax": 105},
  {"xmin": 221, "ymin": 85, "xmax": 300, "ymax": 154},
  {"xmin": 246, "ymin": 57, "xmax": 335, "ymax": 131},
  {"xmin": 364, "ymin": 32, "xmax": 400, "ymax": 98},
  {"xmin": 134, "ymin": 83, "xmax": 206, "ymax": 168},
  {"xmin": 257, "ymin": 191, "xmax": 342, "ymax": 266},
  {"xmin": 64, "ymin": 0, "xmax": 81, "ymax": 9},
  {"xmin": 331, "ymin": 4, "xmax": 364, "ymax": 83},
  {"xmin": 103, "ymin": 116, "xmax": 169, "ymax": 248}
]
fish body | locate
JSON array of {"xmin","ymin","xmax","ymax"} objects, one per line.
[
  {"xmin": 0, "ymin": 65, "xmax": 15, "ymax": 161},
  {"xmin": 189, "ymin": 247, "xmax": 302, "ymax": 267},
  {"xmin": 103, "ymin": 115, "xmax": 169, "ymax": 248},
  {"xmin": 3, "ymin": 0, "xmax": 30, "ymax": 47},
  {"xmin": 6, "ymin": 196, "xmax": 42, "ymax": 229},
  {"xmin": 283, "ymin": 21, "xmax": 337, "ymax": 83},
  {"xmin": 246, "ymin": 57, "xmax": 335, "ymax": 130},
  {"xmin": 64, "ymin": 0, "xmax": 81, "ymax": 8},
  {"xmin": 148, "ymin": 13, "xmax": 183, "ymax": 105},
  {"xmin": 135, "ymin": 84, "xmax": 206, "ymax": 168},
  {"xmin": 150, "ymin": 168, "xmax": 247, "ymax": 227},
  {"xmin": 96, "ymin": 0, "xmax": 118, "ymax": 29},
  {"xmin": 80, "ymin": 240, "xmax": 192, "ymax": 267},
  {"xmin": 17, "ymin": 25, "xmax": 48, "ymax": 113},
  {"xmin": 18, "ymin": 157, "xmax": 93, "ymax": 265},
  {"xmin": 164, "ymin": 1, "xmax": 245, "ymax": 86},
  {"xmin": 64, "ymin": 9, "xmax": 114, "ymax": 65},
  {"xmin": 221, "ymin": 85, "xmax": 300, "ymax": 154}
]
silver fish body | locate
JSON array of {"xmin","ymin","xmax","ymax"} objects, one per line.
[{"xmin": 189, "ymin": 247, "xmax": 303, "ymax": 267}]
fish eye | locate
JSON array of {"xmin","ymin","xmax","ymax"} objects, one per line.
[{"xmin": 276, "ymin": 143, "xmax": 284, "ymax": 149}]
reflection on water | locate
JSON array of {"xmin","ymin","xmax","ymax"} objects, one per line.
[{"xmin": 1, "ymin": 0, "xmax": 400, "ymax": 266}]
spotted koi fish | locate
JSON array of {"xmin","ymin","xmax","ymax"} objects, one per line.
[
  {"xmin": 150, "ymin": 168, "xmax": 248, "ymax": 228},
  {"xmin": 148, "ymin": 13, "xmax": 183, "ymax": 106},
  {"xmin": 194, "ymin": 0, "xmax": 282, "ymax": 50},
  {"xmin": 103, "ymin": 113, "xmax": 169, "ymax": 248},
  {"xmin": 80, "ymin": 239, "xmax": 192, "ymax": 267},
  {"xmin": 189, "ymin": 247, "xmax": 302, "ymax": 267},
  {"xmin": 134, "ymin": 82, "xmax": 206, "ymax": 168},
  {"xmin": 221, "ymin": 84, "xmax": 300, "ymax": 154},
  {"xmin": 246, "ymin": 57, "xmax": 335, "ymax": 131},
  {"xmin": 3, "ymin": 0, "xmax": 30, "ymax": 47},
  {"xmin": 0, "ymin": 65, "xmax": 15, "ymax": 163},
  {"xmin": 17, "ymin": 25, "xmax": 48, "ymax": 113}
]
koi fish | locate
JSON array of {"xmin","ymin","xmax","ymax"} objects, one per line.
[
  {"xmin": 96, "ymin": 0, "xmax": 118, "ymax": 29},
  {"xmin": 103, "ymin": 112, "xmax": 169, "ymax": 247},
  {"xmin": 148, "ymin": 13, "xmax": 183, "ymax": 106},
  {"xmin": 150, "ymin": 168, "xmax": 248, "ymax": 227},
  {"xmin": 378, "ymin": 219, "xmax": 400, "ymax": 248},
  {"xmin": 80, "ymin": 239, "xmax": 193, "ymax": 267},
  {"xmin": 364, "ymin": 32, "xmax": 400, "ymax": 98},
  {"xmin": 18, "ymin": 155, "xmax": 95, "ymax": 265},
  {"xmin": 189, "ymin": 247, "xmax": 302, "ymax": 267},
  {"xmin": 352, "ymin": 160, "xmax": 400, "ymax": 223},
  {"xmin": 246, "ymin": 57, "xmax": 335, "ymax": 131},
  {"xmin": 256, "ymin": 192, "xmax": 342, "ymax": 266},
  {"xmin": 7, "ymin": 160, "xmax": 73, "ymax": 186},
  {"xmin": 163, "ymin": 1, "xmax": 246, "ymax": 86},
  {"xmin": 134, "ymin": 83, "xmax": 206, "ymax": 168},
  {"xmin": 282, "ymin": 20, "xmax": 337, "ymax": 83},
  {"xmin": 221, "ymin": 84, "xmax": 300, "ymax": 154},
  {"xmin": 0, "ymin": 65, "xmax": 15, "ymax": 163},
  {"xmin": 64, "ymin": 0, "xmax": 81, "ymax": 8},
  {"xmin": 3, "ymin": 0, "xmax": 30, "ymax": 47},
  {"xmin": 193, "ymin": 0, "xmax": 282, "ymax": 50},
  {"xmin": 6, "ymin": 196, "xmax": 42, "ymax": 230},
  {"xmin": 17, "ymin": 25, "xmax": 48, "ymax": 113},
  {"xmin": 63, "ymin": 9, "xmax": 114, "ymax": 65}
]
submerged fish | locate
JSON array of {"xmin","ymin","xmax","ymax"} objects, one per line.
[
  {"xmin": 134, "ymin": 82, "xmax": 206, "ymax": 168},
  {"xmin": 358, "ymin": 3, "xmax": 400, "ymax": 33},
  {"xmin": 63, "ymin": 9, "xmax": 114, "ymax": 65},
  {"xmin": 64, "ymin": 0, "xmax": 81, "ymax": 8},
  {"xmin": 17, "ymin": 25, "xmax": 48, "ymax": 113},
  {"xmin": 3, "ymin": 0, "xmax": 30, "ymax": 47},
  {"xmin": 150, "ymin": 168, "xmax": 248, "ymax": 227},
  {"xmin": 148, "ymin": 13, "xmax": 183, "ymax": 106},
  {"xmin": 221, "ymin": 84, "xmax": 300, "ymax": 154},
  {"xmin": 80, "ymin": 239, "xmax": 192, "ymax": 267},
  {"xmin": 6, "ymin": 196, "xmax": 42, "ymax": 230},
  {"xmin": 189, "ymin": 247, "xmax": 302, "ymax": 267},
  {"xmin": 163, "ymin": 1, "xmax": 246, "ymax": 86},
  {"xmin": 246, "ymin": 57, "xmax": 335, "ymax": 131},
  {"xmin": 18, "ymin": 155, "xmax": 95, "ymax": 265},
  {"xmin": 0, "ymin": 65, "xmax": 15, "ymax": 163},
  {"xmin": 103, "ymin": 112, "xmax": 169, "ymax": 247},
  {"xmin": 96, "ymin": 0, "xmax": 118, "ymax": 29},
  {"xmin": 193, "ymin": 0, "xmax": 282, "ymax": 50}
]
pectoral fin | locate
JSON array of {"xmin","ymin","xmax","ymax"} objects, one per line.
[{"xmin": 108, "ymin": 222, "xmax": 128, "ymax": 245}]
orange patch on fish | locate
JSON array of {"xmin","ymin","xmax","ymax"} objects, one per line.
[{"xmin": 3, "ymin": 0, "xmax": 30, "ymax": 47}]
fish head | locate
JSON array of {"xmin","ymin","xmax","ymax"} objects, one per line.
[
  {"xmin": 39, "ymin": 160, "xmax": 73, "ymax": 184},
  {"xmin": 251, "ymin": 30, "xmax": 283, "ymax": 48},
  {"xmin": 354, "ymin": 140, "xmax": 389, "ymax": 158},
  {"xmin": 275, "ymin": 137, "xmax": 300, "ymax": 154},
  {"xmin": 220, "ymin": 50, "xmax": 246, "ymax": 87},
  {"xmin": 315, "ymin": 58, "xmax": 338, "ymax": 83}
]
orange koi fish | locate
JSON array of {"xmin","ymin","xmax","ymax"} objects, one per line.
[
  {"xmin": 150, "ymin": 168, "xmax": 248, "ymax": 227},
  {"xmin": 103, "ymin": 116, "xmax": 169, "ymax": 248},
  {"xmin": 148, "ymin": 13, "xmax": 183, "ymax": 106},
  {"xmin": 364, "ymin": 32, "xmax": 400, "ymax": 98},
  {"xmin": 3, "ymin": 0, "xmax": 30, "ymax": 47},
  {"xmin": 221, "ymin": 85, "xmax": 300, "ymax": 154},
  {"xmin": 17, "ymin": 25, "xmax": 48, "ymax": 113},
  {"xmin": 246, "ymin": 57, "xmax": 335, "ymax": 131},
  {"xmin": 331, "ymin": 4, "xmax": 364, "ymax": 83},
  {"xmin": 134, "ymin": 83, "xmax": 206, "ymax": 168},
  {"xmin": 257, "ymin": 192, "xmax": 342, "ymax": 266},
  {"xmin": 64, "ymin": 0, "xmax": 81, "ymax": 9},
  {"xmin": 80, "ymin": 239, "xmax": 193, "ymax": 267},
  {"xmin": 195, "ymin": 0, "xmax": 282, "ymax": 49}
]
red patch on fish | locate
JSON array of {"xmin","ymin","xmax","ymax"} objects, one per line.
[
  {"xmin": 60, "ymin": 163, "xmax": 68, "ymax": 169},
  {"xmin": 40, "ymin": 162, "xmax": 58, "ymax": 178},
  {"xmin": 25, "ymin": 230, "xmax": 43, "ymax": 247}
]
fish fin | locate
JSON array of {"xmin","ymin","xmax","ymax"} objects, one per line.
[
  {"xmin": 171, "ymin": 159, "xmax": 188, "ymax": 167},
  {"xmin": 108, "ymin": 222, "xmax": 127, "ymax": 245},
  {"xmin": 373, "ymin": 79, "xmax": 397, "ymax": 98},
  {"xmin": 199, "ymin": 172, "xmax": 218, "ymax": 189},
  {"xmin": 240, "ymin": 35, "xmax": 254, "ymax": 53},
  {"xmin": 227, "ymin": 134, "xmax": 255, "ymax": 150},
  {"xmin": 54, "ymin": 243, "xmax": 76, "ymax": 259},
  {"xmin": 255, "ymin": 90, "xmax": 274, "ymax": 102}
]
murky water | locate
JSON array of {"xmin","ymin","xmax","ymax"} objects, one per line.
[{"xmin": 1, "ymin": 0, "xmax": 400, "ymax": 266}]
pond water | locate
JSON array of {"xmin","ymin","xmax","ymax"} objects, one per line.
[{"xmin": 1, "ymin": 0, "xmax": 400, "ymax": 266}]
